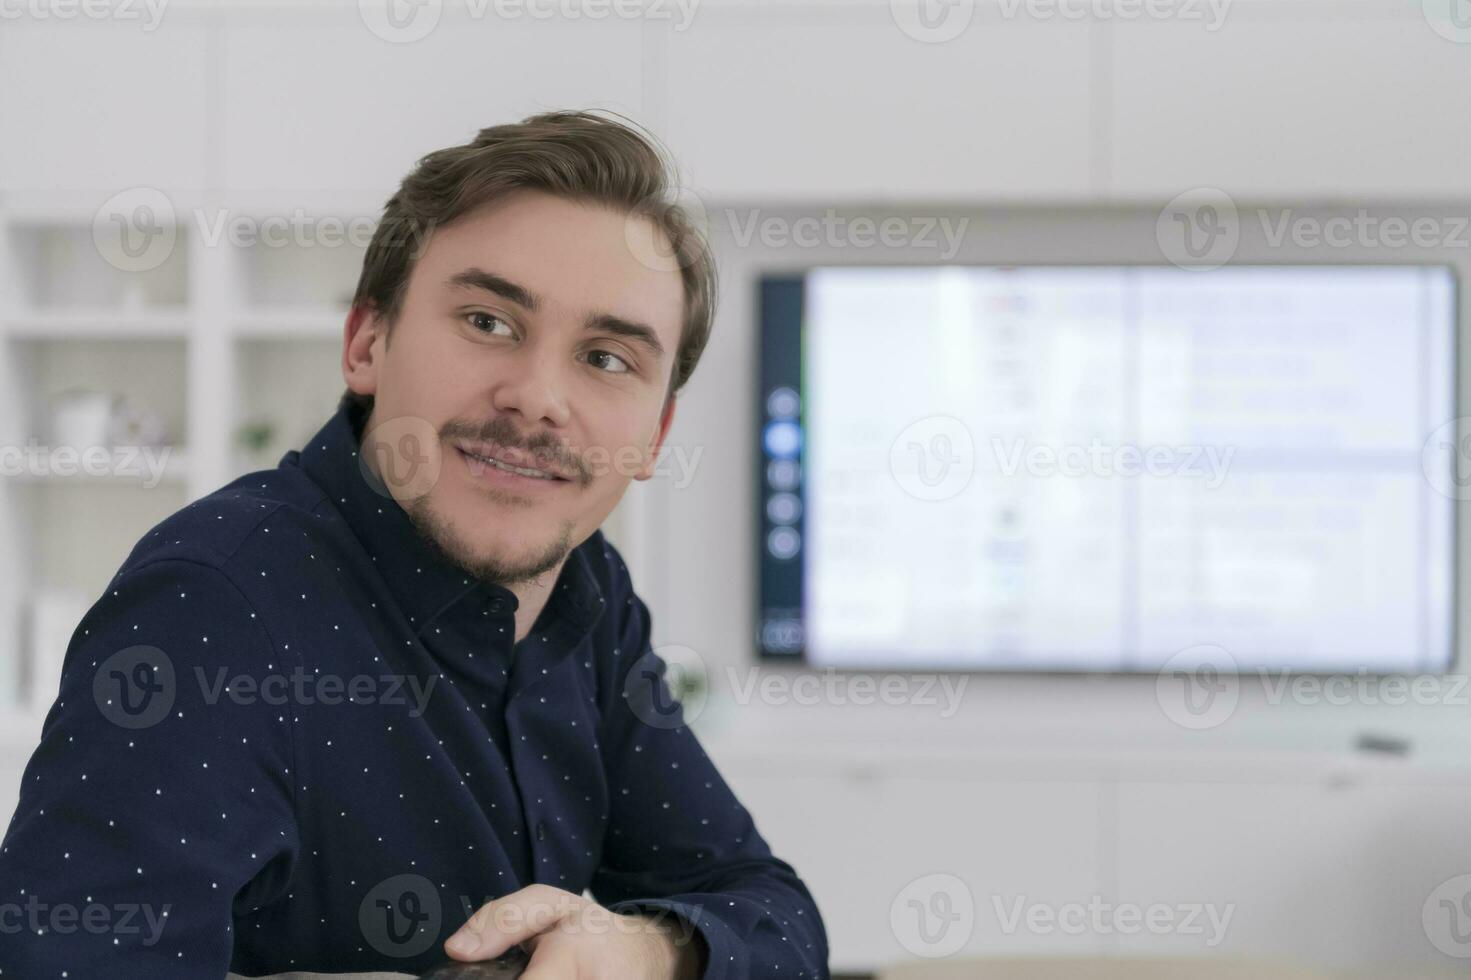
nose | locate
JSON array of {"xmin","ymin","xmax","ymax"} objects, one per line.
[{"xmin": 489, "ymin": 336, "xmax": 571, "ymax": 430}]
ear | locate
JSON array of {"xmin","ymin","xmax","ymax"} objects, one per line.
[
  {"xmin": 342, "ymin": 304, "xmax": 385, "ymax": 399},
  {"xmin": 634, "ymin": 393, "xmax": 677, "ymax": 482}
]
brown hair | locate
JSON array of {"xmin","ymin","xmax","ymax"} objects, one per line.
[{"xmin": 342, "ymin": 109, "xmax": 715, "ymax": 416}]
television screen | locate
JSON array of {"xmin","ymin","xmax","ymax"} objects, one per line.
[{"xmin": 756, "ymin": 265, "xmax": 1458, "ymax": 673}]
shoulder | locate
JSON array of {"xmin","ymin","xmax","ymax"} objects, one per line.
[{"xmin": 114, "ymin": 465, "xmax": 330, "ymax": 581}]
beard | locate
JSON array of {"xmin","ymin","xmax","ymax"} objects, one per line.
[{"xmin": 402, "ymin": 489, "xmax": 576, "ymax": 590}]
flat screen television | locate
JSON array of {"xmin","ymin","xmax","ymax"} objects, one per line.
[{"xmin": 756, "ymin": 265, "xmax": 1458, "ymax": 673}]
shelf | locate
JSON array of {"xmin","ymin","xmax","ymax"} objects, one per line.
[
  {"xmin": 3, "ymin": 311, "xmax": 190, "ymax": 339},
  {"xmin": 232, "ymin": 309, "xmax": 347, "ymax": 339}
]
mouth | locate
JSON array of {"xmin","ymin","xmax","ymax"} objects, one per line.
[{"xmin": 454, "ymin": 441, "xmax": 572, "ymax": 488}]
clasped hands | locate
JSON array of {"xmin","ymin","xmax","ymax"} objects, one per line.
[{"xmin": 442, "ymin": 884, "xmax": 702, "ymax": 980}]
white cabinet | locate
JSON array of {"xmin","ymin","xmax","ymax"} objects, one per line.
[
  {"xmin": 220, "ymin": 7, "xmax": 652, "ymax": 194},
  {"xmin": 706, "ymin": 737, "xmax": 1471, "ymax": 974},
  {"xmin": 0, "ymin": 21, "xmax": 212, "ymax": 193},
  {"xmin": 718, "ymin": 761, "xmax": 1106, "ymax": 972},
  {"xmin": 1114, "ymin": 778, "xmax": 1471, "ymax": 969},
  {"xmin": 1109, "ymin": 8, "xmax": 1471, "ymax": 200},
  {"xmin": 5, "ymin": 2, "xmax": 1467, "ymax": 204},
  {"xmin": 660, "ymin": 5, "xmax": 1096, "ymax": 201}
]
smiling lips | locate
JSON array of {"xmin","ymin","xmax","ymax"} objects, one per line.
[{"xmin": 455, "ymin": 440, "xmax": 571, "ymax": 482}]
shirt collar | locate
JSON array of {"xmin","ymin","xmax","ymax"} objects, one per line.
[{"xmin": 288, "ymin": 395, "xmax": 606, "ymax": 640}]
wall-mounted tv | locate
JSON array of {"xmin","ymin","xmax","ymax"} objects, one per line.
[{"xmin": 757, "ymin": 265, "xmax": 1458, "ymax": 673}]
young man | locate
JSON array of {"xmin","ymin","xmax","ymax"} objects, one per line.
[{"xmin": 0, "ymin": 111, "xmax": 830, "ymax": 979}]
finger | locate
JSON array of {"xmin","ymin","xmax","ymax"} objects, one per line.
[
  {"xmin": 444, "ymin": 884, "xmax": 580, "ymax": 961},
  {"xmin": 519, "ymin": 935, "xmax": 581, "ymax": 980}
]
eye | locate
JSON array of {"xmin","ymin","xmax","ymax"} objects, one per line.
[
  {"xmin": 585, "ymin": 348, "xmax": 632, "ymax": 375},
  {"xmin": 465, "ymin": 311, "xmax": 513, "ymax": 336}
]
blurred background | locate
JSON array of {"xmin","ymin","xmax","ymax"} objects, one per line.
[{"xmin": 2, "ymin": 0, "xmax": 1471, "ymax": 976}]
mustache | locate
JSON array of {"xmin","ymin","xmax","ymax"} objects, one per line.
[{"xmin": 441, "ymin": 419, "xmax": 584, "ymax": 482}]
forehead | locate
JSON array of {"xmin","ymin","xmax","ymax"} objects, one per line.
[{"xmin": 410, "ymin": 189, "xmax": 686, "ymax": 348}]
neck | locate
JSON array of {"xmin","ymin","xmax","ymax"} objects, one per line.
[{"xmin": 507, "ymin": 556, "xmax": 565, "ymax": 645}]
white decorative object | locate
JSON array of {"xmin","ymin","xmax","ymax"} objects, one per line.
[{"xmin": 49, "ymin": 389, "xmax": 116, "ymax": 450}]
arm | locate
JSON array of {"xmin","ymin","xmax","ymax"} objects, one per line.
[
  {"xmin": 0, "ymin": 558, "xmax": 299, "ymax": 978},
  {"xmin": 589, "ymin": 591, "xmax": 830, "ymax": 980}
]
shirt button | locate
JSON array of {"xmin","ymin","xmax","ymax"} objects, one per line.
[
  {"xmin": 488, "ymin": 598, "xmax": 506, "ymax": 614},
  {"xmin": 536, "ymin": 821, "xmax": 547, "ymax": 842}
]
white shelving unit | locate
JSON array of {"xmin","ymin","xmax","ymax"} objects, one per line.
[{"xmin": 0, "ymin": 202, "xmax": 358, "ymax": 733}]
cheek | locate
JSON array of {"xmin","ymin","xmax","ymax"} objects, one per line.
[
  {"xmin": 580, "ymin": 421, "xmax": 658, "ymax": 484},
  {"xmin": 398, "ymin": 331, "xmax": 482, "ymax": 401}
]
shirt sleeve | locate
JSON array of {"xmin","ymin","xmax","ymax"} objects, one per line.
[
  {"xmin": 0, "ymin": 557, "xmax": 300, "ymax": 979},
  {"xmin": 589, "ymin": 589, "xmax": 830, "ymax": 980}
]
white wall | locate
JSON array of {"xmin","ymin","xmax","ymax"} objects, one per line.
[{"xmin": 4, "ymin": 1, "xmax": 1469, "ymax": 204}]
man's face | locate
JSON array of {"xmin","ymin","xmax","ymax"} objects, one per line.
[{"xmin": 345, "ymin": 189, "xmax": 685, "ymax": 587}]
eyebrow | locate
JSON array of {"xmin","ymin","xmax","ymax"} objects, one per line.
[
  {"xmin": 584, "ymin": 312, "xmax": 666, "ymax": 361},
  {"xmin": 446, "ymin": 268, "xmax": 539, "ymax": 311},
  {"xmin": 446, "ymin": 267, "xmax": 667, "ymax": 362}
]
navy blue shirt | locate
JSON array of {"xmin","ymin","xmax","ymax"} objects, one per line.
[{"xmin": 0, "ymin": 397, "xmax": 829, "ymax": 979}]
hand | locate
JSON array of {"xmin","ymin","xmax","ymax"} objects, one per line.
[{"xmin": 444, "ymin": 884, "xmax": 703, "ymax": 980}]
